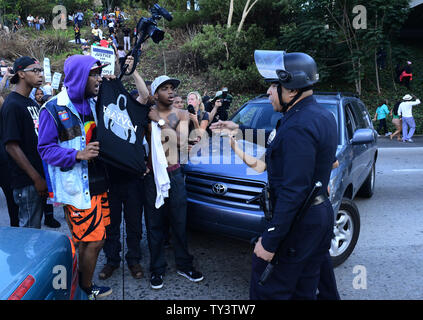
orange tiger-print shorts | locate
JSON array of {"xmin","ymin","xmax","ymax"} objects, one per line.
[{"xmin": 65, "ymin": 192, "xmax": 111, "ymax": 243}]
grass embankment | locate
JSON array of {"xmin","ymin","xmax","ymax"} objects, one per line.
[{"xmin": 1, "ymin": 26, "xmax": 422, "ymax": 133}]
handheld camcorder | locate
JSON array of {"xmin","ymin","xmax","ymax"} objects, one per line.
[{"xmin": 119, "ymin": 4, "xmax": 172, "ymax": 79}]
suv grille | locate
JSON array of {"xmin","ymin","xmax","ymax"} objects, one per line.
[{"xmin": 185, "ymin": 172, "xmax": 266, "ymax": 211}]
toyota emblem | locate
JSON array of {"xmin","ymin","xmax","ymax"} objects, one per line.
[{"xmin": 212, "ymin": 183, "xmax": 228, "ymax": 195}]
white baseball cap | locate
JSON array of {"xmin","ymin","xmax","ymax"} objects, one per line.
[{"xmin": 151, "ymin": 75, "xmax": 180, "ymax": 95}]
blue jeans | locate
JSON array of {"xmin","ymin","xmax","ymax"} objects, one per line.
[
  {"xmin": 402, "ymin": 117, "xmax": 415, "ymax": 141},
  {"xmin": 13, "ymin": 185, "xmax": 43, "ymax": 229}
]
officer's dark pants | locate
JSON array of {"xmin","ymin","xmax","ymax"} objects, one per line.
[
  {"xmin": 144, "ymin": 168, "xmax": 194, "ymax": 275},
  {"xmin": 0, "ymin": 166, "xmax": 19, "ymax": 227},
  {"xmin": 250, "ymin": 200, "xmax": 335, "ymax": 300},
  {"xmin": 317, "ymin": 252, "xmax": 340, "ymax": 300},
  {"xmin": 103, "ymin": 177, "xmax": 144, "ymax": 267}
]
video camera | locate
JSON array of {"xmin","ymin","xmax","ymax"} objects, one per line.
[
  {"xmin": 119, "ymin": 4, "xmax": 172, "ymax": 79},
  {"xmin": 137, "ymin": 4, "xmax": 173, "ymax": 44}
]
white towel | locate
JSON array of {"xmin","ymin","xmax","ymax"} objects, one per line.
[{"xmin": 151, "ymin": 122, "xmax": 170, "ymax": 208}]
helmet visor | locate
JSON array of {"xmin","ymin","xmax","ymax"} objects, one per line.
[{"xmin": 254, "ymin": 50, "xmax": 286, "ymax": 81}]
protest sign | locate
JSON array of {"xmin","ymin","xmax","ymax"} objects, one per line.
[
  {"xmin": 51, "ymin": 72, "xmax": 62, "ymax": 90},
  {"xmin": 90, "ymin": 45, "xmax": 115, "ymax": 76},
  {"xmin": 44, "ymin": 58, "xmax": 52, "ymax": 83}
]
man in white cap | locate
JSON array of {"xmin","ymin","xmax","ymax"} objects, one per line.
[
  {"xmin": 145, "ymin": 75, "xmax": 204, "ymax": 290},
  {"xmin": 398, "ymin": 94, "xmax": 420, "ymax": 142}
]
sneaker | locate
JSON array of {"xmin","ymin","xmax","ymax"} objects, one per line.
[
  {"xmin": 385, "ymin": 132, "xmax": 392, "ymax": 136},
  {"xmin": 150, "ymin": 273, "xmax": 164, "ymax": 289},
  {"xmin": 408, "ymin": 139, "xmax": 414, "ymax": 143},
  {"xmin": 177, "ymin": 269, "xmax": 204, "ymax": 282},
  {"xmin": 44, "ymin": 215, "xmax": 61, "ymax": 228},
  {"xmin": 86, "ymin": 284, "xmax": 112, "ymax": 300}
]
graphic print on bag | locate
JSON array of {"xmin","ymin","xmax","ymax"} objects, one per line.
[{"xmin": 103, "ymin": 94, "xmax": 138, "ymax": 144}]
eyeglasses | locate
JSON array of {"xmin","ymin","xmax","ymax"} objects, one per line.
[{"xmin": 23, "ymin": 67, "xmax": 44, "ymax": 75}]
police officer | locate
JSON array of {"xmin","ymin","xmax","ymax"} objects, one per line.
[{"xmin": 210, "ymin": 50, "xmax": 339, "ymax": 299}]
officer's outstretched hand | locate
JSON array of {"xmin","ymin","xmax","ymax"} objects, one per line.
[{"xmin": 254, "ymin": 237, "xmax": 275, "ymax": 262}]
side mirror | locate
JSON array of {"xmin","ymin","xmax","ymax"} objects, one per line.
[{"xmin": 351, "ymin": 128, "xmax": 375, "ymax": 145}]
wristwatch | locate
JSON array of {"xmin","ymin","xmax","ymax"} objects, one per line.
[{"xmin": 158, "ymin": 119, "xmax": 166, "ymax": 128}]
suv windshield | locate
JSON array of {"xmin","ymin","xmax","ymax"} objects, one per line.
[{"xmin": 231, "ymin": 101, "xmax": 339, "ymax": 131}]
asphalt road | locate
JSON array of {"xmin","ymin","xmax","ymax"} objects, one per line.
[{"xmin": 1, "ymin": 135, "xmax": 423, "ymax": 300}]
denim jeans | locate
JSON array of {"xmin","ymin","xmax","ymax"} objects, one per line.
[
  {"xmin": 13, "ymin": 184, "xmax": 43, "ymax": 229},
  {"xmin": 402, "ymin": 117, "xmax": 416, "ymax": 141},
  {"xmin": 103, "ymin": 177, "xmax": 145, "ymax": 267},
  {"xmin": 144, "ymin": 168, "xmax": 194, "ymax": 275}
]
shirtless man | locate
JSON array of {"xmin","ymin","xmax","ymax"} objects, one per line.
[{"xmin": 145, "ymin": 75, "xmax": 203, "ymax": 290}]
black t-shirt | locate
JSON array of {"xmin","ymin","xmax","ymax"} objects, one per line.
[
  {"xmin": 0, "ymin": 91, "xmax": 44, "ymax": 189},
  {"xmin": 123, "ymin": 27, "xmax": 130, "ymax": 37}
]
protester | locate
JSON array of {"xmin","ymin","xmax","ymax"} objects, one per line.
[
  {"xmin": 0, "ymin": 75, "xmax": 19, "ymax": 227},
  {"xmin": 0, "ymin": 56, "xmax": 46, "ymax": 229},
  {"xmin": 27, "ymin": 14, "xmax": 34, "ymax": 28},
  {"xmin": 373, "ymin": 100, "xmax": 391, "ymax": 137},
  {"xmin": 39, "ymin": 17, "xmax": 46, "ymax": 30},
  {"xmin": 144, "ymin": 75, "xmax": 204, "ymax": 289},
  {"xmin": 75, "ymin": 10, "xmax": 84, "ymax": 28},
  {"xmin": 172, "ymin": 95, "xmax": 184, "ymax": 109},
  {"xmin": 398, "ymin": 94, "xmax": 421, "ymax": 143},
  {"xmin": 123, "ymin": 25, "xmax": 131, "ymax": 51},
  {"xmin": 390, "ymin": 99, "xmax": 402, "ymax": 141},
  {"xmin": 92, "ymin": 25, "xmax": 102, "ymax": 42},
  {"xmin": 37, "ymin": 55, "xmax": 113, "ymax": 300},
  {"xmin": 34, "ymin": 16, "xmax": 40, "ymax": 31},
  {"xmin": 99, "ymin": 56, "xmax": 149, "ymax": 281},
  {"xmin": 399, "ymin": 61, "xmax": 413, "ymax": 90},
  {"xmin": 74, "ymin": 24, "xmax": 81, "ymax": 44}
]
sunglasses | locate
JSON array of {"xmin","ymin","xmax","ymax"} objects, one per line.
[{"xmin": 23, "ymin": 67, "xmax": 44, "ymax": 75}]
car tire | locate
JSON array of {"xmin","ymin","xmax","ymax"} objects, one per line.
[
  {"xmin": 330, "ymin": 198, "xmax": 360, "ymax": 267},
  {"xmin": 357, "ymin": 163, "xmax": 375, "ymax": 198}
]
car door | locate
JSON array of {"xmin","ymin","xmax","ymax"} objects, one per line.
[{"xmin": 344, "ymin": 100, "xmax": 367, "ymax": 190}]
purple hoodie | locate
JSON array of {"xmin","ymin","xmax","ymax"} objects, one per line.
[{"xmin": 38, "ymin": 55, "xmax": 100, "ymax": 168}]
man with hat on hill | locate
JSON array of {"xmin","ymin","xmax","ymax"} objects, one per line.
[
  {"xmin": 0, "ymin": 56, "xmax": 46, "ymax": 229},
  {"xmin": 398, "ymin": 94, "xmax": 421, "ymax": 143}
]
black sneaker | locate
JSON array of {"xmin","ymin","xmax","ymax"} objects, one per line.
[
  {"xmin": 177, "ymin": 269, "xmax": 204, "ymax": 282},
  {"xmin": 44, "ymin": 215, "xmax": 61, "ymax": 228},
  {"xmin": 86, "ymin": 284, "xmax": 113, "ymax": 300},
  {"xmin": 150, "ymin": 273, "xmax": 164, "ymax": 289}
]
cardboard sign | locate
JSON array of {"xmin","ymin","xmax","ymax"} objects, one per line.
[
  {"xmin": 44, "ymin": 58, "xmax": 51, "ymax": 83},
  {"xmin": 51, "ymin": 72, "xmax": 62, "ymax": 90},
  {"xmin": 90, "ymin": 45, "xmax": 115, "ymax": 76}
]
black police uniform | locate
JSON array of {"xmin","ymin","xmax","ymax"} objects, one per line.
[{"xmin": 250, "ymin": 94, "xmax": 338, "ymax": 300}]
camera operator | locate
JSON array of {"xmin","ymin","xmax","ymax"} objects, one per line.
[{"xmin": 206, "ymin": 87, "xmax": 232, "ymax": 125}]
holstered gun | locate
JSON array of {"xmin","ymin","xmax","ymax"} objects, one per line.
[{"xmin": 247, "ymin": 184, "xmax": 273, "ymax": 221}]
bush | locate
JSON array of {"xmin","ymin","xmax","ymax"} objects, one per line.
[{"xmin": 183, "ymin": 24, "xmax": 276, "ymax": 93}]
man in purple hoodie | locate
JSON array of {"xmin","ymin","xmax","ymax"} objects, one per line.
[{"xmin": 38, "ymin": 55, "xmax": 113, "ymax": 300}]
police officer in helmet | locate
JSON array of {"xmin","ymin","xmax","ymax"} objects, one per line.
[{"xmin": 210, "ymin": 50, "xmax": 339, "ymax": 299}]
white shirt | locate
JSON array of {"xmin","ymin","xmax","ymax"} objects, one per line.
[
  {"xmin": 398, "ymin": 99, "xmax": 421, "ymax": 118},
  {"xmin": 151, "ymin": 122, "xmax": 170, "ymax": 209}
]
